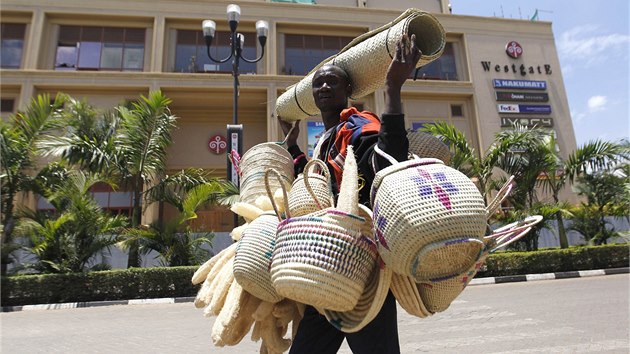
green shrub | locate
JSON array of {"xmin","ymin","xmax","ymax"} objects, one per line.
[
  {"xmin": 1, "ymin": 266, "xmax": 199, "ymax": 307},
  {"xmin": 479, "ymin": 244, "xmax": 629, "ymax": 277}
]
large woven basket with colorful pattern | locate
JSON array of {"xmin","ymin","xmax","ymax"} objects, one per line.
[
  {"xmin": 270, "ymin": 146, "xmax": 378, "ymax": 312},
  {"xmin": 370, "ymin": 145, "xmax": 487, "ymax": 282},
  {"xmin": 239, "ymin": 142, "xmax": 294, "ymax": 205}
]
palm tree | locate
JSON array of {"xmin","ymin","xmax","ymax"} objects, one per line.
[
  {"xmin": 120, "ymin": 183, "xmax": 224, "ymax": 266},
  {"xmin": 16, "ymin": 170, "xmax": 127, "ymax": 273},
  {"xmin": 41, "ymin": 91, "xmax": 178, "ymax": 268},
  {"xmin": 0, "ymin": 94, "xmax": 66, "ymax": 274}
]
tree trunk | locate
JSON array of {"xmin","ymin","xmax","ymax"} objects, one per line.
[
  {"xmin": 555, "ymin": 212, "xmax": 569, "ymax": 249},
  {"xmin": 126, "ymin": 185, "xmax": 143, "ymax": 268}
]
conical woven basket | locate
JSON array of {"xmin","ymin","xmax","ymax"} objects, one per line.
[
  {"xmin": 239, "ymin": 142, "xmax": 294, "ymax": 204},
  {"xmin": 407, "ymin": 130, "xmax": 451, "ymax": 164},
  {"xmin": 417, "ymin": 215, "xmax": 542, "ymax": 313},
  {"xmin": 370, "ymin": 146, "xmax": 487, "ymax": 282},
  {"xmin": 276, "ymin": 9, "xmax": 446, "ymax": 121},
  {"xmin": 288, "ymin": 159, "xmax": 334, "ymax": 217}
]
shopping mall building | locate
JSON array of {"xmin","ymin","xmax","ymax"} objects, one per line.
[{"xmin": 1, "ymin": 0, "xmax": 577, "ymax": 232}]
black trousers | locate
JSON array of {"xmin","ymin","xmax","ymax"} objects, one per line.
[{"xmin": 289, "ymin": 291, "xmax": 400, "ymax": 354}]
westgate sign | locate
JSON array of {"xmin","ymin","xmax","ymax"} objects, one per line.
[
  {"xmin": 496, "ymin": 91, "xmax": 549, "ymax": 102},
  {"xmin": 498, "ymin": 104, "xmax": 552, "ymax": 114},
  {"xmin": 501, "ymin": 117, "xmax": 554, "ymax": 128},
  {"xmin": 482, "ymin": 61, "xmax": 553, "ymax": 76}
]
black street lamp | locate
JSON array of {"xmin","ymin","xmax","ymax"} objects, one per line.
[{"xmin": 202, "ymin": 4, "xmax": 269, "ymax": 188}]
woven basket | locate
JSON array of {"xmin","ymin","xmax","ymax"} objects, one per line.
[
  {"xmin": 288, "ymin": 159, "xmax": 334, "ymax": 217},
  {"xmin": 407, "ymin": 130, "xmax": 451, "ymax": 164},
  {"xmin": 239, "ymin": 142, "xmax": 294, "ymax": 204},
  {"xmin": 276, "ymin": 9, "xmax": 446, "ymax": 121},
  {"xmin": 370, "ymin": 145, "xmax": 487, "ymax": 282},
  {"xmin": 233, "ymin": 212, "xmax": 283, "ymax": 303},
  {"xmin": 320, "ymin": 205, "xmax": 393, "ymax": 333},
  {"xmin": 270, "ymin": 147, "xmax": 378, "ymax": 312},
  {"xmin": 390, "ymin": 272, "xmax": 431, "ymax": 318},
  {"xmin": 417, "ymin": 215, "xmax": 543, "ymax": 313}
]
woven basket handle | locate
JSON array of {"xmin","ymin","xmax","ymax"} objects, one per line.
[
  {"xmin": 264, "ymin": 168, "xmax": 291, "ymax": 221},
  {"xmin": 484, "ymin": 215, "xmax": 543, "ymax": 252},
  {"xmin": 373, "ymin": 144, "xmax": 400, "ymax": 166},
  {"xmin": 486, "ymin": 176, "xmax": 515, "ymax": 217},
  {"xmin": 303, "ymin": 158, "xmax": 335, "ymax": 210},
  {"xmin": 277, "ymin": 122, "xmax": 297, "ymax": 146}
]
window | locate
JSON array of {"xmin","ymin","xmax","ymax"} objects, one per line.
[
  {"xmin": 450, "ymin": 104, "xmax": 463, "ymax": 117},
  {"xmin": 1, "ymin": 99, "xmax": 15, "ymax": 113},
  {"xmin": 55, "ymin": 26, "xmax": 145, "ymax": 71},
  {"xmin": 283, "ymin": 34, "xmax": 352, "ymax": 75},
  {"xmin": 1, "ymin": 23, "xmax": 26, "ymax": 68},
  {"xmin": 414, "ymin": 42, "xmax": 458, "ymax": 81},
  {"xmin": 174, "ymin": 30, "xmax": 257, "ymax": 74}
]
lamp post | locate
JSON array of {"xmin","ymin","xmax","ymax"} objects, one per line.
[{"xmin": 202, "ymin": 4, "xmax": 268, "ymax": 189}]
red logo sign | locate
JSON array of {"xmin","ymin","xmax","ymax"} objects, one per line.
[
  {"xmin": 505, "ymin": 41, "xmax": 523, "ymax": 59},
  {"xmin": 208, "ymin": 135, "xmax": 227, "ymax": 154}
]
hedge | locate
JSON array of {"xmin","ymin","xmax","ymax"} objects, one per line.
[
  {"xmin": 2, "ymin": 244, "xmax": 628, "ymax": 307},
  {"xmin": 1, "ymin": 266, "xmax": 199, "ymax": 307}
]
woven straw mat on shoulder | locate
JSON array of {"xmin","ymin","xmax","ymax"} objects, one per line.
[
  {"xmin": 370, "ymin": 145, "xmax": 487, "ymax": 282},
  {"xmin": 239, "ymin": 142, "xmax": 294, "ymax": 205},
  {"xmin": 270, "ymin": 147, "xmax": 378, "ymax": 312},
  {"xmin": 417, "ymin": 215, "xmax": 542, "ymax": 313},
  {"xmin": 276, "ymin": 9, "xmax": 446, "ymax": 121},
  {"xmin": 407, "ymin": 130, "xmax": 451, "ymax": 165},
  {"xmin": 321, "ymin": 205, "xmax": 393, "ymax": 333},
  {"xmin": 288, "ymin": 159, "xmax": 334, "ymax": 217}
]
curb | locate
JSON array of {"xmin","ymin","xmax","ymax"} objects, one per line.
[
  {"xmin": 2, "ymin": 268, "xmax": 628, "ymax": 312},
  {"xmin": 468, "ymin": 267, "xmax": 629, "ymax": 286}
]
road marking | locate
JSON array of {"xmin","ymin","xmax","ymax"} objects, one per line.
[{"xmin": 128, "ymin": 298, "xmax": 174, "ymax": 305}]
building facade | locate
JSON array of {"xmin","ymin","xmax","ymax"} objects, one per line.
[{"xmin": 1, "ymin": 0, "xmax": 577, "ymax": 232}]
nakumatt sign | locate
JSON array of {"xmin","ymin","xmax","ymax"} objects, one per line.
[{"xmin": 481, "ymin": 41, "xmax": 553, "ymax": 76}]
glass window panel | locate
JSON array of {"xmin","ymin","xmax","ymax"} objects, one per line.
[
  {"xmin": 59, "ymin": 25, "xmax": 80, "ymax": 42},
  {"xmin": 123, "ymin": 44, "xmax": 144, "ymax": 70},
  {"xmin": 55, "ymin": 45, "xmax": 77, "ymax": 69},
  {"xmin": 1, "ymin": 39, "xmax": 24, "ymax": 68},
  {"xmin": 78, "ymin": 41, "xmax": 101, "ymax": 68},
  {"xmin": 322, "ymin": 36, "xmax": 339, "ymax": 50},
  {"xmin": 177, "ymin": 30, "xmax": 197, "ymax": 45},
  {"xmin": 124, "ymin": 28, "xmax": 145, "ymax": 43},
  {"xmin": 2, "ymin": 23, "xmax": 26, "ymax": 39},
  {"xmin": 82, "ymin": 27, "xmax": 102, "ymax": 41},
  {"xmin": 103, "ymin": 27, "xmax": 124, "ymax": 42},
  {"xmin": 414, "ymin": 43, "xmax": 458, "ymax": 81},
  {"xmin": 101, "ymin": 42, "xmax": 123, "ymax": 68},
  {"xmin": 175, "ymin": 44, "xmax": 197, "ymax": 72},
  {"xmin": 283, "ymin": 34, "xmax": 352, "ymax": 76},
  {"xmin": 1, "ymin": 99, "xmax": 15, "ymax": 112},
  {"xmin": 285, "ymin": 34, "xmax": 303, "ymax": 48}
]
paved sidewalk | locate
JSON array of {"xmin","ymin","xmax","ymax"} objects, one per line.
[{"xmin": 2, "ymin": 267, "xmax": 627, "ymax": 312}]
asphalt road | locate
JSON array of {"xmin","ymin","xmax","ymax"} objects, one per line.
[{"xmin": 1, "ymin": 274, "xmax": 628, "ymax": 353}]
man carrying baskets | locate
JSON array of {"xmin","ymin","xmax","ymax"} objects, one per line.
[{"xmin": 278, "ymin": 33, "xmax": 421, "ymax": 354}]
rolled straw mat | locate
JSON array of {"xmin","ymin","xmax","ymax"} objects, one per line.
[{"xmin": 276, "ymin": 9, "xmax": 446, "ymax": 121}]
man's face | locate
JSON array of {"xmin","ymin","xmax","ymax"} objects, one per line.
[{"xmin": 312, "ymin": 65, "xmax": 351, "ymax": 112}]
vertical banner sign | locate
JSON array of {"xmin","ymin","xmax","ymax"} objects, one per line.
[
  {"xmin": 227, "ymin": 124, "xmax": 243, "ymax": 187},
  {"xmin": 307, "ymin": 121, "xmax": 325, "ymax": 157}
]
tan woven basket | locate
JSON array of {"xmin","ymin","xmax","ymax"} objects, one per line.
[
  {"xmin": 288, "ymin": 159, "xmax": 334, "ymax": 217},
  {"xmin": 407, "ymin": 130, "xmax": 451, "ymax": 164},
  {"xmin": 390, "ymin": 272, "xmax": 431, "ymax": 318},
  {"xmin": 417, "ymin": 215, "xmax": 543, "ymax": 313},
  {"xmin": 320, "ymin": 205, "xmax": 393, "ymax": 333},
  {"xmin": 370, "ymin": 145, "xmax": 487, "ymax": 282},
  {"xmin": 270, "ymin": 147, "xmax": 378, "ymax": 312},
  {"xmin": 276, "ymin": 9, "xmax": 446, "ymax": 121},
  {"xmin": 233, "ymin": 212, "xmax": 283, "ymax": 303},
  {"xmin": 239, "ymin": 142, "xmax": 294, "ymax": 205}
]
